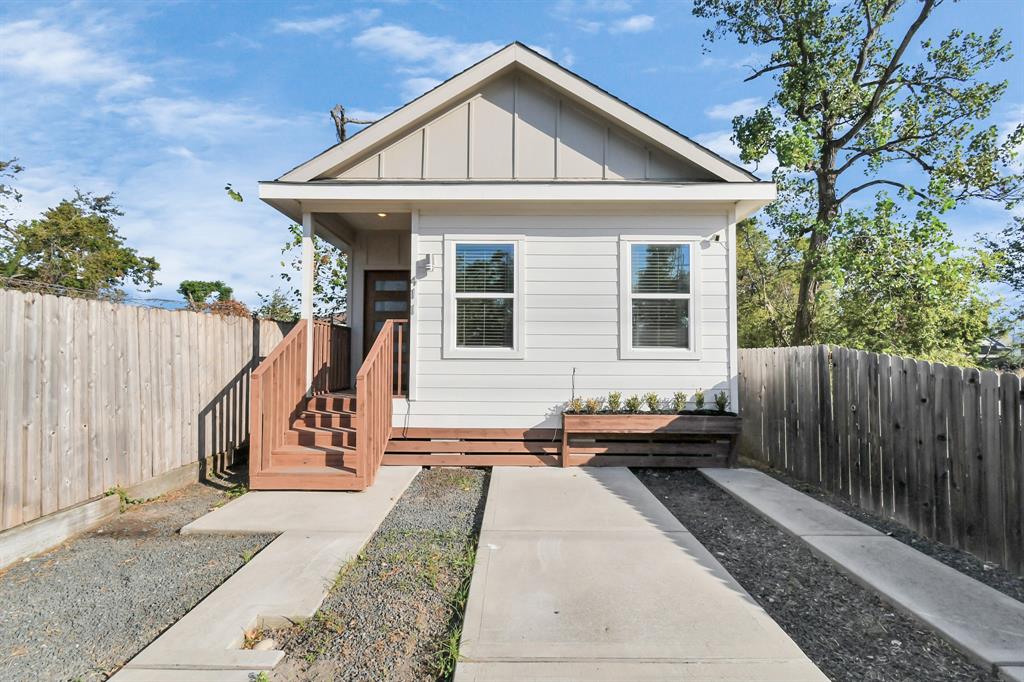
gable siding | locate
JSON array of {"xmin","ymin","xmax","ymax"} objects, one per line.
[
  {"xmin": 397, "ymin": 212, "xmax": 734, "ymax": 429},
  {"xmin": 336, "ymin": 72, "xmax": 717, "ymax": 182}
]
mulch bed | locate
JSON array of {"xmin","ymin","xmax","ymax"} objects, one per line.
[
  {"xmin": 635, "ymin": 468, "xmax": 998, "ymax": 682},
  {"xmin": 270, "ymin": 467, "xmax": 488, "ymax": 682},
  {"xmin": 757, "ymin": 463, "xmax": 1024, "ymax": 603},
  {"xmin": 0, "ymin": 466, "xmax": 273, "ymax": 681}
]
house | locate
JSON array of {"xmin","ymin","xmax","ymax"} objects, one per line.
[{"xmin": 251, "ymin": 43, "xmax": 776, "ymax": 490}]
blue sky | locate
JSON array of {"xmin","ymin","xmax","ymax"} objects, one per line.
[{"xmin": 1, "ymin": 0, "xmax": 1021, "ymax": 307}]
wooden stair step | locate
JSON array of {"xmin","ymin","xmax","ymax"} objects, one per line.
[
  {"xmin": 308, "ymin": 393, "xmax": 357, "ymax": 413},
  {"xmin": 285, "ymin": 425, "xmax": 357, "ymax": 448},
  {"xmin": 271, "ymin": 443, "xmax": 357, "ymax": 467},
  {"xmin": 250, "ymin": 465, "xmax": 364, "ymax": 491},
  {"xmin": 296, "ymin": 410, "xmax": 355, "ymax": 428}
]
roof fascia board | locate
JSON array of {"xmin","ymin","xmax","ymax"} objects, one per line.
[{"xmin": 260, "ymin": 181, "xmax": 776, "ymax": 203}]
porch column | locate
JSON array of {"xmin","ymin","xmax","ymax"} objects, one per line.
[{"xmin": 301, "ymin": 211, "xmax": 315, "ymax": 395}]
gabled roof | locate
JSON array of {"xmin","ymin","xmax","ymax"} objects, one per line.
[{"xmin": 279, "ymin": 42, "xmax": 759, "ymax": 183}]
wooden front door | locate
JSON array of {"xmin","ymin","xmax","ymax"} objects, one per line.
[{"xmin": 363, "ymin": 270, "xmax": 410, "ymax": 390}]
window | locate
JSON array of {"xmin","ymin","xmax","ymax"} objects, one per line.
[
  {"xmin": 444, "ymin": 238, "xmax": 524, "ymax": 358},
  {"xmin": 620, "ymin": 239, "xmax": 699, "ymax": 359}
]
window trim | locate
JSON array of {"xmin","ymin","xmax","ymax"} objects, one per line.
[
  {"xmin": 443, "ymin": 235, "xmax": 526, "ymax": 359},
  {"xmin": 619, "ymin": 235, "xmax": 702, "ymax": 360}
]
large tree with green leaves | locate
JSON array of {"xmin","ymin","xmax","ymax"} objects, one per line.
[
  {"xmin": 694, "ymin": 0, "xmax": 1024, "ymax": 344},
  {"xmin": 264, "ymin": 223, "xmax": 348, "ymax": 319},
  {"xmin": 1, "ymin": 188, "xmax": 160, "ymax": 297}
]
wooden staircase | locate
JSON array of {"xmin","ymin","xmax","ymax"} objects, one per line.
[
  {"xmin": 250, "ymin": 392, "xmax": 364, "ymax": 490},
  {"xmin": 248, "ymin": 319, "xmax": 403, "ymax": 492}
]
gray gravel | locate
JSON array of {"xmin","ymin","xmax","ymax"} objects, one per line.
[
  {"xmin": 271, "ymin": 467, "xmax": 487, "ymax": 682},
  {"xmin": 0, "ymin": 467, "xmax": 274, "ymax": 681},
  {"xmin": 636, "ymin": 468, "xmax": 998, "ymax": 682},
  {"xmin": 760, "ymin": 464, "xmax": 1024, "ymax": 602}
]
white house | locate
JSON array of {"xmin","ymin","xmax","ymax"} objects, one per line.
[{"xmin": 251, "ymin": 43, "xmax": 775, "ymax": 490}]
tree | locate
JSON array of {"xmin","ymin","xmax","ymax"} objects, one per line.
[
  {"xmin": 821, "ymin": 195, "xmax": 998, "ymax": 361},
  {"xmin": 984, "ymin": 216, "xmax": 1024, "ymax": 316},
  {"xmin": 255, "ymin": 288, "xmax": 298, "ymax": 322},
  {"xmin": 0, "ymin": 190, "xmax": 160, "ymax": 296},
  {"xmin": 694, "ymin": 0, "xmax": 1024, "ymax": 344},
  {"xmin": 735, "ymin": 217, "xmax": 802, "ymax": 347},
  {"xmin": 0, "ymin": 158, "xmax": 24, "ymax": 230},
  {"xmin": 269, "ymin": 223, "xmax": 347, "ymax": 319},
  {"xmin": 178, "ymin": 279, "xmax": 233, "ymax": 308}
]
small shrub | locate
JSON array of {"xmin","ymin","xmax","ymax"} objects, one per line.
[
  {"xmin": 672, "ymin": 391, "xmax": 688, "ymax": 413},
  {"xmin": 624, "ymin": 394, "xmax": 642, "ymax": 413},
  {"xmin": 567, "ymin": 397, "xmax": 584, "ymax": 413},
  {"xmin": 693, "ymin": 389, "xmax": 705, "ymax": 410},
  {"xmin": 715, "ymin": 390, "xmax": 729, "ymax": 412},
  {"xmin": 643, "ymin": 392, "xmax": 661, "ymax": 413},
  {"xmin": 607, "ymin": 391, "xmax": 623, "ymax": 413},
  {"xmin": 584, "ymin": 396, "xmax": 605, "ymax": 414}
]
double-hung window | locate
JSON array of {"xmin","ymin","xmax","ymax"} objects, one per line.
[
  {"xmin": 443, "ymin": 238, "xmax": 524, "ymax": 358},
  {"xmin": 620, "ymin": 238, "xmax": 699, "ymax": 359}
]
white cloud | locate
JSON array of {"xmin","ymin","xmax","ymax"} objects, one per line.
[
  {"xmin": 110, "ymin": 96, "xmax": 289, "ymax": 142},
  {"xmin": 352, "ymin": 25, "xmax": 503, "ymax": 99},
  {"xmin": 609, "ymin": 14, "xmax": 655, "ymax": 33},
  {"xmin": 705, "ymin": 97, "xmax": 764, "ymax": 120},
  {"xmin": 353, "ymin": 25, "xmax": 502, "ymax": 76},
  {"xmin": 273, "ymin": 14, "xmax": 349, "ymax": 34},
  {"xmin": 400, "ymin": 77, "xmax": 442, "ymax": 100},
  {"xmin": 0, "ymin": 18, "xmax": 152, "ymax": 93},
  {"xmin": 694, "ymin": 129, "xmax": 776, "ymax": 176}
]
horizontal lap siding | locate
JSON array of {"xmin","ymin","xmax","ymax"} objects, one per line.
[{"xmin": 403, "ymin": 213, "xmax": 733, "ymax": 428}]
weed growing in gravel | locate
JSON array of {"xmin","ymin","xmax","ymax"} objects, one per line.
[
  {"xmin": 104, "ymin": 485, "xmax": 149, "ymax": 513},
  {"xmin": 213, "ymin": 483, "xmax": 248, "ymax": 508},
  {"xmin": 253, "ymin": 673, "xmax": 269, "ymax": 682},
  {"xmin": 435, "ymin": 626, "xmax": 462, "ymax": 679},
  {"xmin": 447, "ymin": 474, "xmax": 475, "ymax": 491},
  {"xmin": 434, "ymin": 537, "xmax": 478, "ymax": 680},
  {"xmin": 242, "ymin": 627, "xmax": 266, "ymax": 649},
  {"xmin": 241, "ymin": 549, "xmax": 255, "ymax": 563}
]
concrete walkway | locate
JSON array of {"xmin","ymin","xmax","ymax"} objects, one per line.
[
  {"xmin": 456, "ymin": 467, "xmax": 826, "ymax": 681},
  {"xmin": 112, "ymin": 466, "xmax": 419, "ymax": 681},
  {"xmin": 702, "ymin": 468, "xmax": 1024, "ymax": 682}
]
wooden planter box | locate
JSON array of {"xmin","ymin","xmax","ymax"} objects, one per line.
[{"xmin": 561, "ymin": 412, "xmax": 741, "ymax": 468}]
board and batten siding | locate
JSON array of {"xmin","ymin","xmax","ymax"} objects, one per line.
[
  {"xmin": 334, "ymin": 72, "xmax": 716, "ymax": 182},
  {"xmin": 397, "ymin": 212, "xmax": 736, "ymax": 428}
]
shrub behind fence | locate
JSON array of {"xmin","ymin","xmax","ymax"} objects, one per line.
[
  {"xmin": 738, "ymin": 345, "xmax": 1023, "ymax": 575},
  {"xmin": 0, "ymin": 288, "xmax": 291, "ymax": 532}
]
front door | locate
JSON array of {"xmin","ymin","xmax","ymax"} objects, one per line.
[{"xmin": 363, "ymin": 270, "xmax": 410, "ymax": 392}]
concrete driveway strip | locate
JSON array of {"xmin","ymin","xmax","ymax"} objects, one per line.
[
  {"xmin": 113, "ymin": 466, "xmax": 420, "ymax": 681},
  {"xmin": 702, "ymin": 467, "xmax": 1024, "ymax": 679},
  {"xmin": 456, "ymin": 467, "xmax": 827, "ymax": 681}
]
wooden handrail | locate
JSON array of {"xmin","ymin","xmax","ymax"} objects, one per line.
[
  {"xmin": 249, "ymin": 319, "xmax": 351, "ymax": 480},
  {"xmin": 354, "ymin": 318, "xmax": 407, "ymax": 485}
]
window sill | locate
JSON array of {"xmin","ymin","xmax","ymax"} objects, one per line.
[
  {"xmin": 619, "ymin": 348, "xmax": 702, "ymax": 361},
  {"xmin": 442, "ymin": 346, "xmax": 525, "ymax": 360}
]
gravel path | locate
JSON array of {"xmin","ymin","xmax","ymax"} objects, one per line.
[
  {"xmin": 636, "ymin": 468, "xmax": 998, "ymax": 682},
  {"xmin": 0, "ymin": 468, "xmax": 274, "ymax": 682},
  {"xmin": 759, "ymin": 465, "xmax": 1024, "ymax": 602},
  {"xmin": 271, "ymin": 467, "xmax": 487, "ymax": 682}
]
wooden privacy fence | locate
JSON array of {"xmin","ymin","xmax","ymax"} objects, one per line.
[
  {"xmin": 738, "ymin": 346, "xmax": 1023, "ymax": 574},
  {"xmin": 0, "ymin": 288, "xmax": 291, "ymax": 532}
]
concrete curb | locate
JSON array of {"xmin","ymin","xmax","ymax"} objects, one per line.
[{"xmin": 701, "ymin": 467, "xmax": 1024, "ymax": 680}]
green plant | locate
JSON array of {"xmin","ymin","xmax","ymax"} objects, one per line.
[
  {"xmin": 693, "ymin": 389, "xmax": 705, "ymax": 410},
  {"xmin": 583, "ymin": 396, "xmax": 604, "ymax": 414},
  {"xmin": 104, "ymin": 485, "xmax": 147, "ymax": 513},
  {"xmin": 642, "ymin": 392, "xmax": 661, "ymax": 413},
  {"xmin": 435, "ymin": 625, "xmax": 462, "ymax": 678},
  {"xmin": 241, "ymin": 549, "xmax": 255, "ymax": 563},
  {"xmin": 607, "ymin": 391, "xmax": 623, "ymax": 412},
  {"xmin": 253, "ymin": 672, "xmax": 270, "ymax": 682},
  {"xmin": 624, "ymin": 394, "xmax": 642, "ymax": 413},
  {"xmin": 566, "ymin": 397, "xmax": 584, "ymax": 414},
  {"xmin": 714, "ymin": 391, "xmax": 729, "ymax": 412},
  {"xmin": 672, "ymin": 391, "xmax": 688, "ymax": 413}
]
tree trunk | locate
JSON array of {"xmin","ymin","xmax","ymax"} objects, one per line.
[{"xmin": 792, "ymin": 162, "xmax": 838, "ymax": 344}]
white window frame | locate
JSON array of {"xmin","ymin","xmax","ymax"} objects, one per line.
[
  {"xmin": 619, "ymin": 235, "xmax": 702, "ymax": 360},
  {"xmin": 443, "ymin": 235, "xmax": 526, "ymax": 359}
]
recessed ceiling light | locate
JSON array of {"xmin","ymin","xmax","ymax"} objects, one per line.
[{"xmin": 377, "ymin": 212, "xmax": 387, "ymax": 218}]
